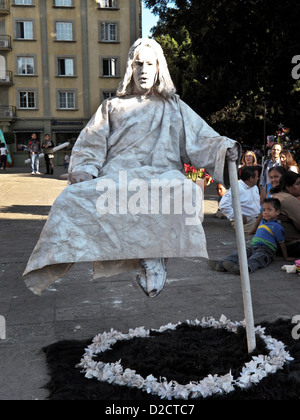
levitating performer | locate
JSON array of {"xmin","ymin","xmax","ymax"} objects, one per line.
[{"xmin": 23, "ymin": 38, "xmax": 239, "ymax": 297}]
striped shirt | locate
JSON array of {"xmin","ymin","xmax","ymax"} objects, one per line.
[{"xmin": 250, "ymin": 219, "xmax": 285, "ymax": 252}]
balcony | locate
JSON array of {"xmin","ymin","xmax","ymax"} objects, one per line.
[
  {"xmin": 0, "ymin": 35, "xmax": 12, "ymax": 50},
  {"xmin": 0, "ymin": 70, "xmax": 13, "ymax": 85},
  {"xmin": 0, "ymin": 106, "xmax": 16, "ymax": 120},
  {"xmin": 0, "ymin": 0, "xmax": 10, "ymax": 15}
]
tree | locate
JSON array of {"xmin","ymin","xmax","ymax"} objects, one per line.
[{"xmin": 144, "ymin": 0, "xmax": 300, "ymax": 145}]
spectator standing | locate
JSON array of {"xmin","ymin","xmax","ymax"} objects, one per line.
[
  {"xmin": 28, "ymin": 133, "xmax": 41, "ymax": 175},
  {"xmin": 0, "ymin": 143, "xmax": 7, "ymax": 171},
  {"xmin": 219, "ymin": 166, "xmax": 260, "ymax": 232},
  {"xmin": 42, "ymin": 134, "xmax": 55, "ymax": 175}
]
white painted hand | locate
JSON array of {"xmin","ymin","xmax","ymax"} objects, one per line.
[{"xmin": 68, "ymin": 171, "xmax": 94, "ymax": 184}]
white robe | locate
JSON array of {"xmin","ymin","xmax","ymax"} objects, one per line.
[{"xmin": 23, "ymin": 95, "xmax": 237, "ymax": 295}]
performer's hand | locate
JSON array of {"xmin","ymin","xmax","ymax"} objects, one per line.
[
  {"xmin": 225, "ymin": 144, "xmax": 239, "ymax": 161},
  {"xmin": 68, "ymin": 171, "xmax": 93, "ymax": 184}
]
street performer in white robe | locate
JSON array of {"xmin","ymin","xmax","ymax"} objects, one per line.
[{"xmin": 23, "ymin": 38, "xmax": 239, "ymax": 297}]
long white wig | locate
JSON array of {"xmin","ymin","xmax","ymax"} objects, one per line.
[{"xmin": 116, "ymin": 38, "xmax": 176, "ymax": 99}]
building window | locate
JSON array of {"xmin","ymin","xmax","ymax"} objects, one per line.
[
  {"xmin": 14, "ymin": 0, "xmax": 34, "ymax": 5},
  {"xmin": 97, "ymin": 0, "xmax": 119, "ymax": 8},
  {"xmin": 55, "ymin": 22, "xmax": 74, "ymax": 41},
  {"xmin": 101, "ymin": 57, "xmax": 119, "ymax": 77},
  {"xmin": 58, "ymin": 90, "xmax": 76, "ymax": 109},
  {"xmin": 54, "ymin": 0, "xmax": 73, "ymax": 7},
  {"xmin": 17, "ymin": 57, "xmax": 35, "ymax": 75},
  {"xmin": 100, "ymin": 22, "xmax": 118, "ymax": 42},
  {"xmin": 57, "ymin": 57, "xmax": 75, "ymax": 76},
  {"xmin": 18, "ymin": 91, "xmax": 36, "ymax": 109},
  {"xmin": 101, "ymin": 90, "xmax": 116, "ymax": 102},
  {"xmin": 15, "ymin": 21, "xmax": 34, "ymax": 40}
]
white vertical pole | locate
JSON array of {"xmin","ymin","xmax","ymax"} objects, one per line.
[{"xmin": 228, "ymin": 160, "xmax": 256, "ymax": 353}]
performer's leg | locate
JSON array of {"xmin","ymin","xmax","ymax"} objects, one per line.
[
  {"xmin": 45, "ymin": 155, "xmax": 50, "ymax": 174},
  {"xmin": 136, "ymin": 258, "xmax": 167, "ymax": 298},
  {"xmin": 30, "ymin": 154, "xmax": 35, "ymax": 173},
  {"xmin": 35, "ymin": 154, "xmax": 40, "ymax": 173},
  {"xmin": 50, "ymin": 158, "xmax": 54, "ymax": 174}
]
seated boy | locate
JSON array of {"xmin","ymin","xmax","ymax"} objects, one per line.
[{"xmin": 208, "ymin": 198, "xmax": 294, "ymax": 275}]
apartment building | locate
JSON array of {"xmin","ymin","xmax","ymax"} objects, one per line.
[{"xmin": 0, "ymin": 0, "xmax": 141, "ymax": 165}]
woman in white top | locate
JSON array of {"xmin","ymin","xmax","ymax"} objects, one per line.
[{"xmin": 0, "ymin": 143, "xmax": 7, "ymax": 170}]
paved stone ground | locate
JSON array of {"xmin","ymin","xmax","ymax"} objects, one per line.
[{"xmin": 0, "ymin": 165, "xmax": 299, "ymax": 400}]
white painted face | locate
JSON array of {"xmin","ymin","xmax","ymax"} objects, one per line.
[{"xmin": 132, "ymin": 47, "xmax": 158, "ymax": 95}]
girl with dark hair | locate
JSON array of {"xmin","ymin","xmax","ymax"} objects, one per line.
[
  {"xmin": 280, "ymin": 150, "xmax": 299, "ymax": 173},
  {"xmin": 249, "ymin": 166, "xmax": 286, "ymax": 235},
  {"xmin": 265, "ymin": 166, "xmax": 287, "ymax": 196}
]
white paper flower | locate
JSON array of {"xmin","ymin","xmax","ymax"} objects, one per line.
[
  {"xmin": 144, "ymin": 374, "xmax": 159, "ymax": 394},
  {"xmin": 130, "ymin": 374, "xmax": 144, "ymax": 389},
  {"xmin": 172, "ymin": 382, "xmax": 190, "ymax": 400},
  {"xmin": 157, "ymin": 379, "xmax": 174, "ymax": 400},
  {"xmin": 129, "ymin": 327, "xmax": 149, "ymax": 338}
]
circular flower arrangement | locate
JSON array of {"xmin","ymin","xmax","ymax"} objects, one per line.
[{"xmin": 77, "ymin": 315, "xmax": 293, "ymax": 400}]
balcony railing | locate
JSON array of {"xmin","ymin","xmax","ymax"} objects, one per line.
[
  {"xmin": 0, "ymin": 106, "xmax": 16, "ymax": 119},
  {"xmin": 0, "ymin": 0, "xmax": 10, "ymax": 15},
  {"xmin": 0, "ymin": 70, "xmax": 13, "ymax": 85},
  {"xmin": 0, "ymin": 35, "xmax": 12, "ymax": 50}
]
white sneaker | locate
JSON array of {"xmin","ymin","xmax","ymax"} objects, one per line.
[
  {"xmin": 35, "ymin": 171, "xmax": 41, "ymax": 175},
  {"xmin": 31, "ymin": 171, "xmax": 35, "ymax": 175},
  {"xmin": 136, "ymin": 258, "xmax": 167, "ymax": 298}
]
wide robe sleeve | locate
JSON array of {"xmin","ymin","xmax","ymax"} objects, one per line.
[
  {"xmin": 68, "ymin": 100, "xmax": 110, "ymax": 178},
  {"xmin": 178, "ymin": 99, "xmax": 239, "ymax": 187}
]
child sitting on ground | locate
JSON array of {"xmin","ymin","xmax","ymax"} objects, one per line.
[
  {"xmin": 208, "ymin": 197, "xmax": 294, "ymax": 275},
  {"xmin": 214, "ymin": 183, "xmax": 227, "ymax": 219}
]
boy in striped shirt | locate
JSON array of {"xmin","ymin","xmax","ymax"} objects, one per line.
[{"xmin": 208, "ymin": 198, "xmax": 294, "ymax": 274}]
